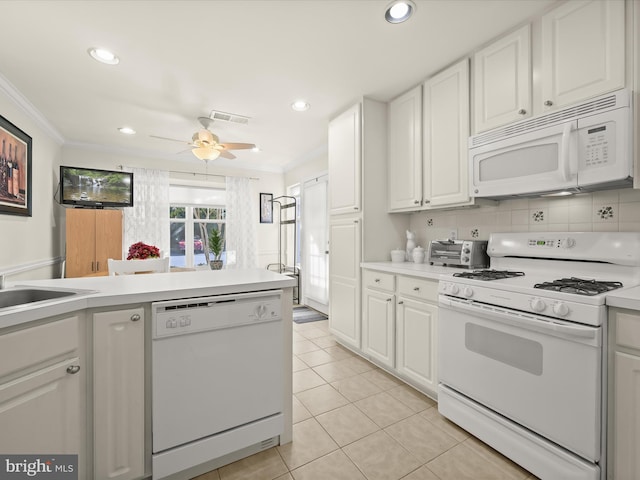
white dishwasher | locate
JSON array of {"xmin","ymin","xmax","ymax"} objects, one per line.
[{"xmin": 151, "ymin": 290, "xmax": 284, "ymax": 480}]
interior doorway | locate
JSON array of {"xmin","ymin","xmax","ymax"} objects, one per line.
[{"xmin": 301, "ymin": 174, "xmax": 329, "ymax": 314}]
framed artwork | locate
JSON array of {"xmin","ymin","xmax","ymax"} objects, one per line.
[
  {"xmin": 0, "ymin": 114, "xmax": 32, "ymax": 216},
  {"xmin": 260, "ymin": 192, "xmax": 273, "ymax": 223}
]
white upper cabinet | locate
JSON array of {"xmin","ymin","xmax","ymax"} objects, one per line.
[
  {"xmin": 474, "ymin": 24, "xmax": 531, "ymax": 133},
  {"xmin": 328, "ymin": 103, "xmax": 361, "ymax": 215},
  {"xmin": 423, "ymin": 58, "xmax": 472, "ymax": 207},
  {"xmin": 541, "ymin": 0, "xmax": 625, "ymax": 111},
  {"xmin": 472, "ymin": 0, "xmax": 625, "ymax": 134},
  {"xmin": 388, "ymin": 85, "xmax": 423, "ymax": 211}
]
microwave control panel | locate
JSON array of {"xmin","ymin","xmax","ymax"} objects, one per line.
[{"xmin": 580, "ymin": 123, "xmax": 614, "ymax": 168}]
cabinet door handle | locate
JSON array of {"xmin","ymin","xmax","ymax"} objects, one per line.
[
  {"xmin": 544, "ymin": 100, "xmax": 553, "ymax": 107},
  {"xmin": 66, "ymin": 365, "xmax": 81, "ymax": 375},
  {"xmin": 518, "ymin": 108, "xmax": 527, "ymax": 115},
  {"xmin": 96, "ymin": 261, "xmax": 100, "ymax": 271},
  {"xmin": 424, "ymin": 199, "xmax": 430, "ymax": 204},
  {"xmin": 398, "ymin": 301, "xmax": 404, "ymax": 305},
  {"xmin": 386, "ymin": 298, "xmax": 392, "ymax": 302},
  {"xmin": 374, "ymin": 278, "xmax": 380, "ymax": 283},
  {"xmin": 91, "ymin": 261, "xmax": 95, "ymax": 272},
  {"xmin": 413, "ymin": 287, "xmax": 420, "ymax": 291},
  {"xmin": 130, "ymin": 313, "xmax": 141, "ymax": 322},
  {"xmin": 414, "ymin": 200, "xmax": 420, "ymax": 205}
]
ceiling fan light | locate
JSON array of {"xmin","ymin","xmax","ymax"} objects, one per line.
[
  {"xmin": 192, "ymin": 146, "xmax": 220, "ymax": 162},
  {"xmin": 193, "ymin": 129, "xmax": 216, "ymax": 146}
]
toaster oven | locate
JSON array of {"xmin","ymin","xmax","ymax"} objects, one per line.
[{"xmin": 428, "ymin": 240, "xmax": 489, "ymax": 269}]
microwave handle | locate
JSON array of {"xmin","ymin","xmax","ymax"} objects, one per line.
[{"xmin": 560, "ymin": 122, "xmax": 573, "ymax": 181}]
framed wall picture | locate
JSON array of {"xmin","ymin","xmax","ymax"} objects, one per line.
[
  {"xmin": 260, "ymin": 192, "xmax": 273, "ymax": 223},
  {"xmin": 0, "ymin": 114, "xmax": 32, "ymax": 216}
]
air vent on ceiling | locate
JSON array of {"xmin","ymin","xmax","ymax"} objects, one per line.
[{"xmin": 209, "ymin": 110, "xmax": 250, "ymax": 125}]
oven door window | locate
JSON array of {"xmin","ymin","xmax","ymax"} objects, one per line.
[{"xmin": 465, "ymin": 323, "xmax": 543, "ymax": 375}]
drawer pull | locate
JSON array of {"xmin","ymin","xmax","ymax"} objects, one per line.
[
  {"xmin": 386, "ymin": 298, "xmax": 392, "ymax": 302},
  {"xmin": 130, "ymin": 313, "xmax": 141, "ymax": 322},
  {"xmin": 398, "ymin": 301, "xmax": 404, "ymax": 305},
  {"xmin": 374, "ymin": 278, "xmax": 380, "ymax": 283},
  {"xmin": 413, "ymin": 287, "xmax": 420, "ymax": 291},
  {"xmin": 66, "ymin": 365, "xmax": 81, "ymax": 375}
]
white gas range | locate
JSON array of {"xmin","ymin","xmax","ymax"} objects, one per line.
[{"xmin": 437, "ymin": 232, "xmax": 640, "ymax": 480}]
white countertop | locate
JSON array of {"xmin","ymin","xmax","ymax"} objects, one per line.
[
  {"xmin": 607, "ymin": 285, "xmax": 640, "ymax": 311},
  {"xmin": 1, "ymin": 269, "xmax": 296, "ymax": 329},
  {"xmin": 361, "ymin": 261, "xmax": 462, "ymax": 280}
]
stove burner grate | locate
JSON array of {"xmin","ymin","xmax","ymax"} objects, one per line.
[
  {"xmin": 534, "ymin": 277, "xmax": 623, "ymax": 296},
  {"xmin": 453, "ymin": 269, "xmax": 525, "ymax": 281}
]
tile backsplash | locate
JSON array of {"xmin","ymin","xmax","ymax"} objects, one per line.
[{"xmin": 408, "ymin": 188, "xmax": 640, "ymax": 247}]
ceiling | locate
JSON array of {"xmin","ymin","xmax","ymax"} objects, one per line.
[{"xmin": 0, "ymin": 0, "xmax": 556, "ymax": 173}]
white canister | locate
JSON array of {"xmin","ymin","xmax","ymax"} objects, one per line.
[
  {"xmin": 412, "ymin": 246, "xmax": 425, "ymax": 264},
  {"xmin": 390, "ymin": 249, "xmax": 405, "ymax": 263}
]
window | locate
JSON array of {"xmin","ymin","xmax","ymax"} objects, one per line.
[{"xmin": 169, "ymin": 185, "xmax": 226, "ymax": 268}]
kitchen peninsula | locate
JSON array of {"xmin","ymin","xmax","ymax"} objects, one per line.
[{"xmin": 0, "ymin": 269, "xmax": 296, "ymax": 480}]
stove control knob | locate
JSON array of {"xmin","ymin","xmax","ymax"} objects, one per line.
[
  {"xmin": 462, "ymin": 248, "xmax": 470, "ymax": 254},
  {"xmin": 530, "ymin": 298, "xmax": 546, "ymax": 312},
  {"xmin": 450, "ymin": 284, "xmax": 459, "ymax": 295},
  {"xmin": 553, "ymin": 302, "xmax": 570, "ymax": 317},
  {"xmin": 462, "ymin": 287, "xmax": 473, "ymax": 298},
  {"xmin": 462, "ymin": 256, "xmax": 470, "ymax": 263}
]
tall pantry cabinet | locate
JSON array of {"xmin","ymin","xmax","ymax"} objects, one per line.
[
  {"xmin": 65, "ymin": 209, "xmax": 123, "ymax": 277},
  {"xmin": 328, "ymin": 99, "xmax": 407, "ymax": 350}
]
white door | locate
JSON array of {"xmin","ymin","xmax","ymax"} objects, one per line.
[
  {"xmin": 387, "ymin": 85, "xmax": 423, "ymax": 211},
  {"xmin": 473, "ymin": 24, "xmax": 531, "ymax": 132},
  {"xmin": 302, "ymin": 174, "xmax": 329, "ymax": 314},
  {"xmin": 397, "ymin": 297, "xmax": 437, "ymax": 392},
  {"xmin": 363, "ymin": 289, "xmax": 395, "ymax": 368},
  {"xmin": 329, "ymin": 217, "xmax": 361, "ymax": 349},
  {"xmin": 328, "ymin": 103, "xmax": 361, "ymax": 215},
  {"xmin": 423, "ymin": 58, "xmax": 470, "ymax": 207},
  {"xmin": 541, "ymin": 0, "xmax": 625, "ymax": 111},
  {"xmin": 93, "ymin": 308, "xmax": 145, "ymax": 480}
]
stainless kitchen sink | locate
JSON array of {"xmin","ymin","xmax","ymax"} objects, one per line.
[{"xmin": 0, "ymin": 287, "xmax": 90, "ymax": 310}]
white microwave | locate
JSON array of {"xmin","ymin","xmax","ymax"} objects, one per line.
[{"xmin": 469, "ymin": 89, "xmax": 632, "ymax": 199}]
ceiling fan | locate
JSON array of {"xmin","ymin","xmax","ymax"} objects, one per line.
[{"xmin": 151, "ymin": 117, "xmax": 256, "ymax": 162}]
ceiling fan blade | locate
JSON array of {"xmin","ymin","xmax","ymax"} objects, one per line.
[
  {"xmin": 150, "ymin": 134, "xmax": 190, "ymax": 144},
  {"xmin": 220, "ymin": 142, "xmax": 256, "ymax": 150},
  {"xmin": 218, "ymin": 150, "xmax": 236, "ymax": 159}
]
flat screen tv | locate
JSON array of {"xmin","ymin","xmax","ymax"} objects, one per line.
[{"xmin": 60, "ymin": 166, "xmax": 133, "ymax": 208}]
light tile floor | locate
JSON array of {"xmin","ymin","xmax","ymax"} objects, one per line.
[{"xmin": 193, "ymin": 319, "xmax": 538, "ymax": 480}]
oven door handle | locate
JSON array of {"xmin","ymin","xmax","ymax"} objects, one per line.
[{"xmin": 439, "ymin": 296, "xmax": 599, "ymax": 344}]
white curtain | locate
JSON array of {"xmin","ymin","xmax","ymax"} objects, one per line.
[
  {"xmin": 225, "ymin": 176, "xmax": 258, "ymax": 269},
  {"xmin": 123, "ymin": 168, "xmax": 170, "ymax": 258}
]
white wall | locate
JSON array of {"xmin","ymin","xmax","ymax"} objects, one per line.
[
  {"xmin": 408, "ymin": 187, "xmax": 640, "ymax": 248},
  {"xmin": 0, "ymin": 91, "xmax": 64, "ymax": 281},
  {"xmin": 284, "ymin": 149, "xmax": 328, "ymax": 189}
]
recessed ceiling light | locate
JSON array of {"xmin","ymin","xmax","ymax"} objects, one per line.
[
  {"xmin": 118, "ymin": 127, "xmax": 136, "ymax": 135},
  {"xmin": 291, "ymin": 100, "xmax": 310, "ymax": 112},
  {"xmin": 385, "ymin": 0, "xmax": 416, "ymax": 24},
  {"xmin": 88, "ymin": 47, "xmax": 120, "ymax": 65}
]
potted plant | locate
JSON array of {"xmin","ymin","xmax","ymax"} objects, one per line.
[{"xmin": 209, "ymin": 228, "xmax": 224, "ymax": 270}]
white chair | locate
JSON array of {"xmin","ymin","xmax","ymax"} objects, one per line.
[{"xmin": 107, "ymin": 257, "xmax": 170, "ymax": 276}]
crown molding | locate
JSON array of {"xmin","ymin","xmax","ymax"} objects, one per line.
[{"xmin": 0, "ymin": 73, "xmax": 65, "ymax": 145}]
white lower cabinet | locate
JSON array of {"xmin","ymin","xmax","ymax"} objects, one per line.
[
  {"xmin": 93, "ymin": 307, "xmax": 145, "ymax": 480},
  {"xmin": 0, "ymin": 315, "xmax": 85, "ymax": 475},
  {"xmin": 362, "ymin": 269, "xmax": 438, "ymax": 395},
  {"xmin": 608, "ymin": 308, "xmax": 640, "ymax": 480},
  {"xmin": 329, "ymin": 217, "xmax": 362, "ymax": 350},
  {"xmin": 396, "ymin": 297, "xmax": 437, "ymax": 392}
]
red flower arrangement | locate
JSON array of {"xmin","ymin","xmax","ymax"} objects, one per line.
[{"xmin": 127, "ymin": 242, "xmax": 160, "ymax": 260}]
